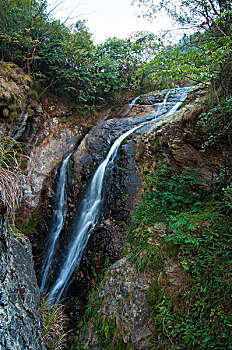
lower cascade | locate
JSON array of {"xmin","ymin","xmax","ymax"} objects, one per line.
[
  {"xmin": 40, "ymin": 151, "xmax": 73, "ymax": 294},
  {"xmin": 42, "ymin": 87, "xmax": 190, "ymax": 303}
]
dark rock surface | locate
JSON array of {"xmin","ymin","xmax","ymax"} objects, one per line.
[
  {"xmin": 0, "ymin": 216, "xmax": 45, "ymax": 350},
  {"xmin": 60, "ymin": 136, "xmax": 141, "ymax": 308},
  {"xmin": 38, "ymin": 87, "xmax": 191, "ymax": 308}
]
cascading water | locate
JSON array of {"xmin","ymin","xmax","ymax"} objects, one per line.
[
  {"xmin": 47, "ymin": 87, "xmax": 190, "ymax": 303},
  {"xmin": 48, "ymin": 125, "xmax": 144, "ymax": 303},
  {"xmin": 40, "ymin": 151, "xmax": 72, "ymax": 294},
  {"xmin": 122, "ymin": 96, "xmax": 140, "ymax": 117}
]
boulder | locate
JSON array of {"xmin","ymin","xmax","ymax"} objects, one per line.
[{"xmin": 0, "ymin": 216, "xmax": 45, "ymax": 350}]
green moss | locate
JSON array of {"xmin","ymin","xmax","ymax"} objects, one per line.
[
  {"xmin": 8, "ymin": 224, "xmax": 28, "ymax": 246},
  {"xmin": 72, "ymin": 280, "xmax": 129, "ymax": 350},
  {"xmin": 150, "ymin": 135, "xmax": 161, "ymax": 151},
  {"xmin": 9, "ymin": 103, "xmax": 17, "ymax": 111},
  {"xmin": 10, "ymin": 111, "xmax": 18, "ymax": 119},
  {"xmin": 15, "ymin": 209, "xmax": 40, "ymax": 235},
  {"xmin": 147, "ymin": 279, "xmax": 164, "ymax": 307}
]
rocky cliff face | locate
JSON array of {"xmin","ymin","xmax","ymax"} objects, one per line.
[
  {"xmin": 76, "ymin": 84, "xmax": 232, "ymax": 349},
  {"xmin": 134, "ymin": 84, "xmax": 228, "ymax": 186},
  {"xmin": 0, "ymin": 215, "xmax": 45, "ymax": 350},
  {"xmin": 1, "ymin": 61, "xmax": 230, "ymax": 349},
  {"xmin": 0, "ymin": 61, "xmax": 86, "ymax": 209},
  {"xmin": 83, "ymin": 257, "xmax": 156, "ymax": 350}
]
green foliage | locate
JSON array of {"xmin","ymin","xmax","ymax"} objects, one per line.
[
  {"xmin": 93, "ymin": 318, "xmax": 127, "ymax": 350},
  {"xmin": 147, "ymin": 280, "xmax": 164, "ymax": 308},
  {"xmin": 127, "ymin": 166, "xmax": 203, "ymax": 277},
  {"xmin": 0, "ymin": 1, "xmax": 161, "ymax": 105},
  {"xmin": 1, "ymin": 0, "xmax": 232, "ymax": 102},
  {"xmin": 129, "ymin": 162, "xmax": 232, "ymax": 349},
  {"xmin": 199, "ymin": 94, "xmax": 232, "ymax": 148},
  {"xmin": 221, "ymin": 183, "xmax": 232, "ymax": 212},
  {"xmin": 153, "ymin": 207, "xmax": 232, "ymax": 349},
  {"xmin": 130, "ymin": 242, "xmax": 165, "ymax": 273},
  {"xmin": 96, "ymin": 38, "xmax": 134, "ymax": 90},
  {"xmin": 133, "ymin": 0, "xmax": 232, "ymax": 90},
  {"xmin": 0, "ymin": 0, "xmax": 49, "ymax": 70},
  {"xmin": 133, "ymin": 0, "xmax": 232, "ymax": 29},
  {"xmin": 15, "ymin": 209, "xmax": 40, "ymax": 235},
  {"xmin": 133, "ymin": 165, "xmax": 203, "ymax": 224},
  {"xmin": 93, "ymin": 34, "xmax": 162, "ymax": 98}
]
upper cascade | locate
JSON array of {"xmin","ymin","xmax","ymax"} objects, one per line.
[{"xmin": 45, "ymin": 87, "xmax": 191, "ymax": 303}]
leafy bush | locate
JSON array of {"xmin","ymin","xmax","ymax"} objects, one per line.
[
  {"xmin": 128, "ymin": 164, "xmax": 232, "ymax": 349},
  {"xmin": 133, "ymin": 0, "xmax": 232, "ymax": 90},
  {"xmin": 129, "ymin": 165, "xmax": 203, "ymax": 228},
  {"xmin": 0, "ymin": 1, "xmax": 161, "ymax": 105},
  {"xmin": 199, "ymin": 94, "xmax": 232, "ymax": 148},
  {"xmin": 153, "ymin": 207, "xmax": 232, "ymax": 349}
]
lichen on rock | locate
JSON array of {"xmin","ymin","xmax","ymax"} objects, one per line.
[
  {"xmin": 83, "ymin": 258, "xmax": 156, "ymax": 350},
  {"xmin": 0, "ymin": 216, "xmax": 45, "ymax": 350}
]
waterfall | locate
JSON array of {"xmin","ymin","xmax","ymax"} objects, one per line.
[
  {"xmin": 40, "ymin": 151, "xmax": 72, "ymax": 294},
  {"xmin": 48, "ymin": 125, "xmax": 141, "ymax": 302},
  {"xmin": 122, "ymin": 96, "xmax": 140, "ymax": 117},
  {"xmin": 47, "ymin": 87, "xmax": 190, "ymax": 303},
  {"xmin": 165, "ymin": 90, "xmax": 189, "ymax": 117}
]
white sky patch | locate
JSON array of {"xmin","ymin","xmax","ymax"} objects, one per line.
[{"xmin": 46, "ymin": 0, "xmax": 174, "ymax": 43}]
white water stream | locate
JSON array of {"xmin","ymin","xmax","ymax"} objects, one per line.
[
  {"xmin": 46, "ymin": 87, "xmax": 190, "ymax": 303},
  {"xmin": 40, "ymin": 151, "xmax": 72, "ymax": 294},
  {"xmin": 122, "ymin": 96, "xmax": 140, "ymax": 117}
]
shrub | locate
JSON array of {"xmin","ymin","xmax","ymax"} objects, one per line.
[
  {"xmin": 128, "ymin": 163, "xmax": 232, "ymax": 349},
  {"xmin": 199, "ymin": 94, "xmax": 232, "ymax": 148},
  {"xmin": 154, "ymin": 207, "xmax": 232, "ymax": 349}
]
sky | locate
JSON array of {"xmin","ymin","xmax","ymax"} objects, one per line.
[{"xmin": 46, "ymin": 0, "xmax": 173, "ymax": 43}]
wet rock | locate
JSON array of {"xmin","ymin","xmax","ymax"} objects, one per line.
[
  {"xmin": 10, "ymin": 110, "xmax": 30, "ymax": 140},
  {"xmin": 24, "ymin": 127, "xmax": 81, "ymax": 208},
  {"xmin": 65, "ymin": 136, "xmax": 141, "ymax": 305},
  {"xmin": 0, "ymin": 61, "xmax": 85, "ymax": 210},
  {"xmin": 84, "ymin": 257, "xmax": 156, "ymax": 349},
  {"xmin": 50, "ymin": 87, "xmax": 192, "ymax": 309},
  {"xmin": 135, "ymin": 84, "xmax": 227, "ymax": 189},
  {"xmin": 65, "ymin": 219, "xmax": 125, "ymax": 307},
  {"xmin": 0, "ymin": 216, "xmax": 45, "ymax": 350},
  {"xmin": 136, "ymin": 91, "xmax": 166, "ymax": 105}
]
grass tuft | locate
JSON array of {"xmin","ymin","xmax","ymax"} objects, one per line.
[
  {"xmin": 40, "ymin": 298, "xmax": 69, "ymax": 350},
  {"xmin": 0, "ymin": 134, "xmax": 26, "ymax": 221}
]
